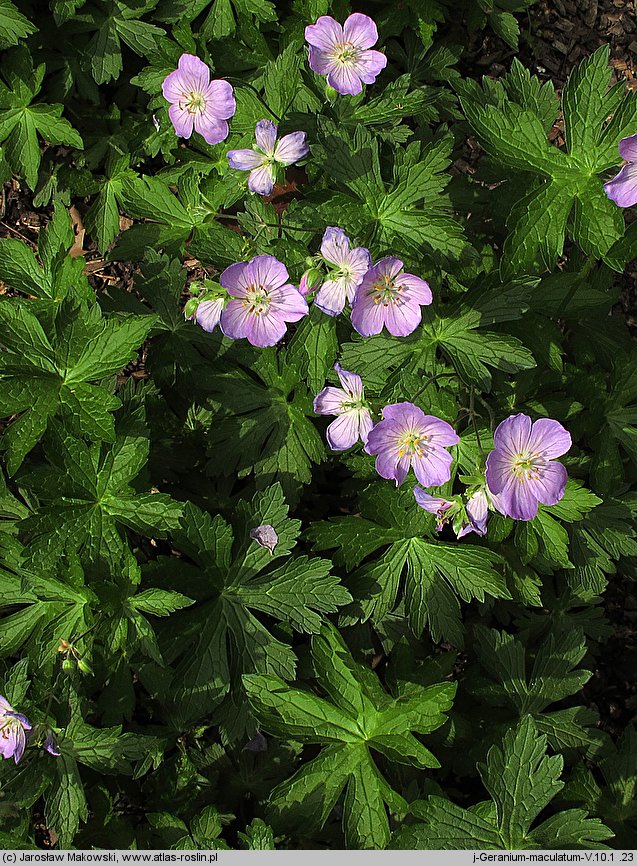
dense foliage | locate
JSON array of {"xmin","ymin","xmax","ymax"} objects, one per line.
[{"xmin": 0, "ymin": 0, "xmax": 636, "ymax": 851}]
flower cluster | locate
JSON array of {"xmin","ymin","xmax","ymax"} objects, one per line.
[
  {"xmin": 162, "ymin": 13, "xmax": 386, "ymax": 148},
  {"xmin": 185, "ymin": 226, "xmax": 433, "ymax": 347},
  {"xmin": 313, "ymin": 366, "xmax": 571, "ymax": 537}
]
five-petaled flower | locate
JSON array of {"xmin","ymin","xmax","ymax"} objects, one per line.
[
  {"xmin": 162, "ymin": 54, "xmax": 235, "ymax": 145},
  {"xmin": 0, "ymin": 695, "xmax": 31, "ymax": 764},
  {"xmin": 351, "ymin": 257, "xmax": 432, "ymax": 338},
  {"xmin": 314, "ymin": 227, "xmax": 371, "ymax": 316},
  {"xmin": 227, "ymin": 120, "xmax": 309, "ymax": 196},
  {"xmin": 365, "ymin": 402, "xmax": 459, "ymax": 487},
  {"xmin": 485, "ymin": 413, "xmax": 571, "ymax": 521},
  {"xmin": 219, "ymin": 255, "xmax": 308, "ymax": 348},
  {"xmin": 305, "ymin": 13, "xmax": 387, "ymax": 95},
  {"xmin": 604, "ymin": 134, "xmax": 637, "ymax": 208},
  {"xmin": 314, "ymin": 364, "xmax": 373, "ymax": 450}
]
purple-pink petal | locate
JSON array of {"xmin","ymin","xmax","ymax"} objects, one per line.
[
  {"xmin": 206, "ymin": 79, "xmax": 236, "ymax": 120},
  {"xmin": 321, "ymin": 227, "xmax": 349, "ymax": 265},
  {"xmin": 604, "ymin": 162, "xmax": 637, "ymax": 208},
  {"xmin": 168, "ymin": 104, "xmax": 195, "ymax": 139},
  {"xmin": 305, "ymin": 16, "xmax": 343, "ymax": 50},
  {"xmin": 350, "ymin": 293, "xmax": 386, "ymax": 336},
  {"xmin": 398, "ymin": 274, "xmax": 433, "ymax": 305},
  {"xmin": 326, "ymin": 412, "xmax": 361, "ymax": 450},
  {"xmin": 315, "ymin": 279, "xmax": 349, "ymax": 316},
  {"xmin": 382, "ymin": 298, "xmax": 422, "ymax": 337},
  {"xmin": 274, "ymin": 131, "xmax": 309, "ymax": 165},
  {"xmin": 458, "ymin": 490, "xmax": 489, "ymax": 538},
  {"xmin": 356, "ymin": 50, "xmax": 388, "ymax": 84},
  {"xmin": 526, "ymin": 418, "xmax": 571, "ymax": 459},
  {"xmin": 244, "ymin": 311, "xmax": 288, "ymax": 348},
  {"xmin": 524, "ymin": 461, "xmax": 568, "ymax": 507},
  {"xmin": 248, "ymin": 164, "xmax": 276, "ymax": 195},
  {"xmin": 342, "ymin": 12, "xmax": 379, "ymax": 49},
  {"xmin": 413, "ymin": 489, "xmax": 454, "ymax": 515},
  {"xmin": 619, "ymin": 133, "xmax": 637, "ymax": 162},
  {"xmin": 220, "ymin": 300, "xmax": 253, "ymax": 340},
  {"xmin": 328, "ymin": 64, "xmax": 364, "ymax": 96},
  {"xmin": 244, "ymin": 255, "xmax": 289, "ymax": 291},
  {"xmin": 227, "ymin": 148, "xmax": 264, "ymax": 170},
  {"xmin": 380, "ymin": 402, "xmax": 423, "ymax": 427},
  {"xmin": 268, "ymin": 284, "xmax": 309, "ymax": 321},
  {"xmin": 412, "ymin": 447, "xmax": 453, "ymax": 488},
  {"xmin": 255, "ymin": 119, "xmax": 278, "ymax": 155},
  {"xmin": 194, "ymin": 114, "xmax": 229, "ymax": 146},
  {"xmin": 195, "ymin": 299, "xmax": 224, "ymax": 333},
  {"xmin": 335, "ymin": 364, "xmax": 363, "ymax": 400},
  {"xmin": 307, "ymin": 46, "xmax": 334, "ymax": 76},
  {"xmin": 493, "ymin": 413, "xmax": 532, "ymax": 457},
  {"xmin": 314, "ymin": 386, "xmax": 348, "ymax": 415}
]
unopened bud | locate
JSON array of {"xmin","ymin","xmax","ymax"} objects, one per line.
[
  {"xmin": 299, "ymin": 268, "xmax": 322, "ymax": 295},
  {"xmin": 77, "ymin": 658, "xmax": 93, "ymax": 675},
  {"xmin": 184, "ymin": 297, "xmax": 200, "ymax": 320}
]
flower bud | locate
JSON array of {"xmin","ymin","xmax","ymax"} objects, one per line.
[
  {"xmin": 299, "ymin": 268, "xmax": 322, "ymax": 295},
  {"xmin": 184, "ymin": 297, "xmax": 200, "ymax": 320}
]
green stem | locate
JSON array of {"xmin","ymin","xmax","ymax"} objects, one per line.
[
  {"xmin": 470, "ymin": 387, "xmax": 486, "ymax": 457},
  {"xmin": 214, "ymin": 212, "xmax": 313, "ymax": 233},
  {"xmin": 411, "ymin": 371, "xmax": 457, "ymax": 403}
]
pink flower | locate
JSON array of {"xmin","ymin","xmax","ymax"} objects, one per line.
[
  {"xmin": 314, "ymin": 364, "xmax": 373, "ymax": 450},
  {"xmin": 305, "ymin": 13, "xmax": 387, "ymax": 95},
  {"xmin": 227, "ymin": 120, "xmax": 309, "ymax": 196},
  {"xmin": 351, "ymin": 257, "xmax": 432, "ymax": 338},
  {"xmin": 365, "ymin": 402, "xmax": 459, "ymax": 487},
  {"xmin": 314, "ymin": 227, "xmax": 371, "ymax": 317},
  {"xmin": 485, "ymin": 414, "xmax": 571, "ymax": 521},
  {"xmin": 162, "ymin": 54, "xmax": 235, "ymax": 145},
  {"xmin": 219, "ymin": 255, "xmax": 308, "ymax": 348}
]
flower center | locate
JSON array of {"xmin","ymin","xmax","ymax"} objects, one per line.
[
  {"xmin": 511, "ymin": 451, "xmax": 541, "ymax": 482},
  {"xmin": 333, "ymin": 41, "xmax": 359, "ymax": 66},
  {"xmin": 181, "ymin": 90, "xmax": 206, "ymax": 115},
  {"xmin": 397, "ymin": 431, "xmax": 428, "ymax": 459},
  {"xmin": 242, "ymin": 284, "xmax": 271, "ymax": 316},
  {"xmin": 340, "ymin": 398, "xmax": 365, "ymax": 412},
  {"xmin": 372, "ymin": 275, "xmax": 403, "ymax": 306}
]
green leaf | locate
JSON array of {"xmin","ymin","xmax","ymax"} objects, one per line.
[
  {"xmin": 244, "ymin": 622, "xmax": 455, "ymax": 848},
  {"xmin": 393, "ymin": 717, "xmax": 613, "ymax": 849},
  {"xmin": 0, "ymin": 0, "xmax": 37, "ymax": 48},
  {"xmin": 161, "ymin": 487, "xmax": 350, "ymax": 736}
]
